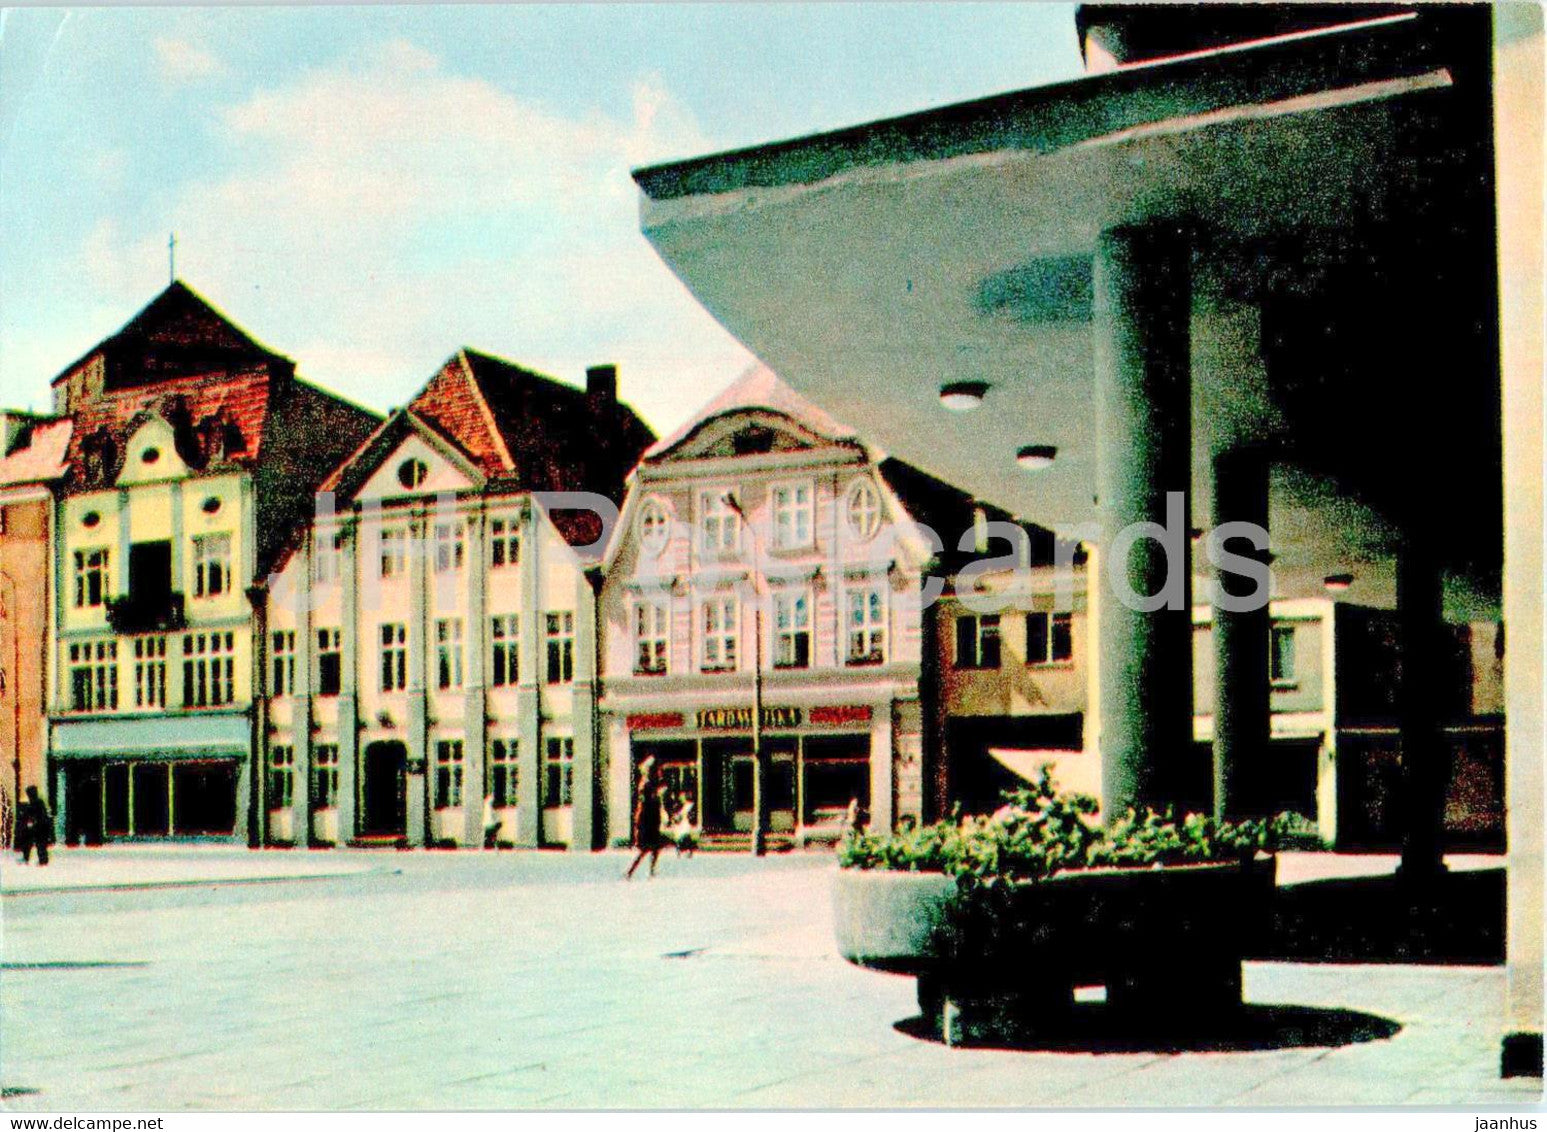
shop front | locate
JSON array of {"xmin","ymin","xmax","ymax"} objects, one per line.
[
  {"xmin": 50, "ymin": 713, "xmax": 251, "ymax": 844},
  {"xmin": 621, "ymin": 701, "xmax": 885, "ymax": 845}
]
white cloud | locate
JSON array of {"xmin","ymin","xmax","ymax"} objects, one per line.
[
  {"xmin": 154, "ymin": 36, "xmax": 224, "ymax": 84},
  {"xmin": 79, "ymin": 39, "xmax": 751, "ymax": 434}
]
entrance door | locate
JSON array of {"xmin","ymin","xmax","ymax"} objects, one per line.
[
  {"xmin": 361, "ymin": 742, "xmax": 408, "ymax": 837},
  {"xmin": 65, "ymin": 764, "xmax": 104, "ymax": 845}
]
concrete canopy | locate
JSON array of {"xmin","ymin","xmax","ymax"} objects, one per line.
[{"xmin": 635, "ymin": 10, "xmax": 1500, "ymax": 615}]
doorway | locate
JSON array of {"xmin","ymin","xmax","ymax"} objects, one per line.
[
  {"xmin": 64, "ymin": 764, "xmax": 104, "ymax": 845},
  {"xmin": 361, "ymin": 741, "xmax": 408, "ymax": 837}
]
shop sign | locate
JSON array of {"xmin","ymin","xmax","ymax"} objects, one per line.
[
  {"xmin": 809, "ymin": 704, "xmax": 873, "ymax": 727},
  {"xmin": 695, "ymin": 705, "xmax": 802, "ymax": 731},
  {"xmin": 627, "ymin": 712, "xmax": 685, "ymax": 732}
]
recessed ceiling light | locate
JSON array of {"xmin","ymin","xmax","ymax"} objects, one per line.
[
  {"xmin": 1324, "ymin": 573, "xmax": 1354, "ymax": 593},
  {"xmin": 1016, "ymin": 445, "xmax": 1057, "ymax": 471},
  {"xmin": 939, "ymin": 381, "xmax": 989, "ymax": 412}
]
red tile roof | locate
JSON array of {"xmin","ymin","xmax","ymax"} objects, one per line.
[{"xmin": 0, "ymin": 418, "xmax": 72, "ymax": 487}]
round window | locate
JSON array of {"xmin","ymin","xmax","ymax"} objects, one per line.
[
  {"xmin": 397, "ymin": 458, "xmax": 429, "ymax": 489},
  {"xmin": 82, "ymin": 511, "xmax": 101, "ymax": 529},
  {"xmin": 845, "ymin": 479, "xmax": 882, "ymax": 541},
  {"xmin": 141, "ymin": 447, "xmax": 161, "ymax": 465},
  {"xmin": 201, "ymin": 496, "xmax": 222, "ymax": 515},
  {"xmin": 638, "ymin": 498, "xmax": 671, "ymax": 557}
]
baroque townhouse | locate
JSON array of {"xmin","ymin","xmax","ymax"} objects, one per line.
[
  {"xmin": 599, "ymin": 366, "xmax": 987, "ymax": 846},
  {"xmin": 262, "ymin": 350, "xmax": 653, "ymax": 849},
  {"xmin": 44, "ymin": 282, "xmax": 380, "ymax": 844}
]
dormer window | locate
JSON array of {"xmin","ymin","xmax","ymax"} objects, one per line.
[
  {"xmin": 732, "ymin": 426, "xmax": 775, "ymax": 456},
  {"xmin": 397, "ymin": 459, "xmax": 428, "ymax": 490}
]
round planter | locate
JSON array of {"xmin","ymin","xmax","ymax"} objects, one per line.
[{"xmin": 832, "ymin": 868, "xmax": 959, "ymax": 973}]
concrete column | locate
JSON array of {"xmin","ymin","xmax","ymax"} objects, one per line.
[
  {"xmin": 463, "ymin": 507, "xmax": 488, "ymax": 848},
  {"xmin": 1211, "ymin": 446, "xmax": 1270, "ymax": 821},
  {"xmin": 515, "ymin": 504, "xmax": 542, "ymax": 847},
  {"xmin": 406, "ymin": 511, "xmax": 429, "ymax": 847},
  {"xmin": 868, "ymin": 703, "xmax": 895, "ymax": 831},
  {"xmin": 337, "ymin": 522, "xmax": 360, "ymax": 845},
  {"xmin": 1396, "ymin": 540, "xmax": 1447, "ymax": 880},
  {"xmin": 570, "ymin": 571, "xmax": 599, "ymax": 851},
  {"xmin": 1093, "ymin": 224, "xmax": 1194, "ymax": 817}
]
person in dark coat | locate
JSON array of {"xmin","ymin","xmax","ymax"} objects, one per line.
[
  {"xmin": 625, "ymin": 757, "xmax": 665, "ymax": 880},
  {"xmin": 16, "ymin": 786, "xmax": 53, "ymax": 866}
]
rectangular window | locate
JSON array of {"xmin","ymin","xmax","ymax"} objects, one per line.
[
  {"xmin": 192, "ymin": 534, "xmax": 232, "ymax": 598},
  {"xmin": 1271, "ymin": 625, "xmax": 1297, "ymax": 684},
  {"xmin": 316, "ymin": 628, "xmax": 342, "ymax": 697},
  {"xmin": 268, "ymin": 746, "xmax": 294, "ymax": 809},
  {"xmin": 312, "ymin": 745, "xmax": 340, "ymax": 809},
  {"xmin": 543, "ymin": 736, "xmax": 574, "ymax": 807},
  {"xmin": 313, "ymin": 533, "xmax": 344, "ymax": 585},
  {"xmin": 634, "ymin": 601, "xmax": 669, "ymax": 675},
  {"xmin": 74, "ymin": 548, "xmax": 110, "ymax": 608},
  {"xmin": 489, "ymin": 519, "xmax": 520, "ymax": 568},
  {"xmin": 490, "ymin": 614, "xmax": 519, "ymax": 687},
  {"xmin": 182, "ymin": 632, "xmax": 236, "ymax": 707},
  {"xmin": 434, "ymin": 739, "xmax": 465, "ymax": 808},
  {"xmin": 133, "ymin": 636, "xmax": 166, "ymax": 708},
  {"xmin": 488, "ymin": 738, "xmax": 518, "ymax": 809},
  {"xmin": 1026, "ymin": 612, "xmax": 1074, "ymax": 666},
  {"xmin": 271, "ymin": 630, "xmax": 296, "ymax": 697},
  {"xmin": 436, "ymin": 618, "xmax": 464, "ymax": 690},
  {"xmin": 847, "ymin": 587, "xmax": 887, "ymax": 666},
  {"xmin": 380, "ymin": 623, "xmax": 407, "ymax": 692},
  {"xmin": 545, "ymin": 612, "xmax": 574, "ymax": 685},
  {"xmin": 379, "ymin": 527, "xmax": 406, "ymax": 578},
  {"xmin": 774, "ymin": 590, "xmax": 812, "ymax": 669},
  {"xmin": 700, "ymin": 597, "xmax": 738, "ymax": 672},
  {"xmin": 698, "ymin": 490, "xmax": 739, "ymax": 554},
  {"xmin": 771, "ymin": 482, "xmax": 814, "ymax": 549},
  {"xmin": 69, "ymin": 640, "xmax": 118, "ymax": 712},
  {"xmin": 955, "ymin": 614, "xmax": 1001, "ymax": 669},
  {"xmin": 434, "ymin": 522, "xmax": 465, "ymax": 573}
]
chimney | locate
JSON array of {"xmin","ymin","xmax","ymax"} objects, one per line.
[{"xmin": 586, "ymin": 364, "xmax": 617, "ymax": 411}]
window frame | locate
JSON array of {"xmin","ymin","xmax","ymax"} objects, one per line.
[
  {"xmin": 490, "ymin": 614, "xmax": 519, "ymax": 687},
  {"xmin": 955, "ymin": 613, "xmax": 1002, "ymax": 670},
  {"xmin": 191, "ymin": 533, "xmax": 232, "ymax": 599},
  {"xmin": 773, "ymin": 588, "xmax": 812, "ymax": 669},
  {"xmin": 435, "ymin": 617, "xmax": 465, "ymax": 690},
  {"xmin": 379, "ymin": 622, "xmax": 408, "ymax": 692},
  {"xmin": 697, "ymin": 489, "xmax": 739, "ymax": 555},
  {"xmin": 844, "ymin": 477, "xmax": 883, "ymax": 542},
  {"xmin": 1025, "ymin": 611, "xmax": 1075, "ymax": 667},
  {"xmin": 769, "ymin": 479, "xmax": 815, "ymax": 551},
  {"xmin": 74, "ymin": 547, "xmax": 111, "ymax": 609},
  {"xmin": 315, "ymin": 628, "xmax": 342, "ymax": 697},
  {"xmin": 489, "ymin": 518, "xmax": 520, "ymax": 569},
  {"xmin": 699, "ymin": 596, "xmax": 739, "ymax": 672},
  {"xmin": 1270, "ymin": 624, "xmax": 1297, "ymax": 685},
  {"xmin": 545, "ymin": 611, "xmax": 575, "ymax": 685},
  {"xmin": 846, "ymin": 585, "xmax": 887, "ymax": 666},
  {"xmin": 434, "ymin": 739, "xmax": 465, "ymax": 809},
  {"xmin": 543, "ymin": 736, "xmax": 575, "ymax": 808}
]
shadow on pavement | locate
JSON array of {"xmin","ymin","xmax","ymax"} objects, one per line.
[
  {"xmin": 894, "ymin": 1004, "xmax": 1402, "ymax": 1054},
  {"xmin": 1254, "ymin": 867, "xmax": 1505, "ymax": 965}
]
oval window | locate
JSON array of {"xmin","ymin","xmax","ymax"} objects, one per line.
[
  {"xmin": 141, "ymin": 447, "xmax": 161, "ymax": 465},
  {"xmin": 397, "ymin": 459, "xmax": 429, "ymax": 489},
  {"xmin": 845, "ymin": 479, "xmax": 882, "ymax": 541},
  {"xmin": 82, "ymin": 511, "xmax": 101, "ymax": 529},
  {"xmin": 638, "ymin": 498, "xmax": 671, "ymax": 557},
  {"xmin": 201, "ymin": 497, "xmax": 222, "ymax": 515}
]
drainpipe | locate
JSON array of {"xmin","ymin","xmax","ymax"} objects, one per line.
[{"xmin": 247, "ymin": 583, "xmax": 269, "ymax": 850}]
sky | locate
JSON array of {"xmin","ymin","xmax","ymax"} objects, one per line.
[{"xmin": 0, "ymin": 4, "xmax": 1082, "ymax": 435}]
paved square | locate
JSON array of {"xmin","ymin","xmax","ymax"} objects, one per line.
[{"xmin": 1, "ymin": 848, "xmax": 1540, "ymax": 1109}]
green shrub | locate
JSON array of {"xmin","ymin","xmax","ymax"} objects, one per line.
[{"xmin": 838, "ymin": 766, "xmax": 1295, "ymax": 886}]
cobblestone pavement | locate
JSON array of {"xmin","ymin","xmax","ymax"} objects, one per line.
[{"xmin": 0, "ymin": 847, "xmax": 1540, "ymax": 1110}]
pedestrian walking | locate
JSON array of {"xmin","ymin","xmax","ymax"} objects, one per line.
[
  {"xmin": 15, "ymin": 786, "xmax": 53, "ymax": 866},
  {"xmin": 625, "ymin": 757, "xmax": 665, "ymax": 880}
]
